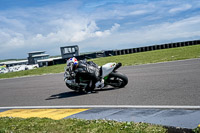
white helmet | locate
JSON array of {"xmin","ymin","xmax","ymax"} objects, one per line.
[{"xmin": 66, "ymin": 57, "xmax": 78, "ymax": 70}]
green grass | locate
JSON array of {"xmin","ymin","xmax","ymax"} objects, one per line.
[
  {"xmin": 0, "ymin": 45, "xmax": 200, "ymax": 79},
  {"xmin": 90, "ymin": 45, "xmax": 200, "ymax": 66},
  {"xmin": 0, "ymin": 117, "xmax": 168, "ymax": 133}
]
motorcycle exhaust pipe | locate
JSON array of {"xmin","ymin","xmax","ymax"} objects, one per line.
[{"xmin": 114, "ymin": 62, "xmax": 122, "ymax": 71}]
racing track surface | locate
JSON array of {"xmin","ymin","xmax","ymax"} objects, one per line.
[{"xmin": 0, "ymin": 59, "xmax": 200, "ymax": 107}]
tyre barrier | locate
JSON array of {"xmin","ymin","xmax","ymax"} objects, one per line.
[{"xmin": 108, "ymin": 39, "xmax": 200, "ymax": 56}]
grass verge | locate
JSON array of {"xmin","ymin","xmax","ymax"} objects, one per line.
[
  {"xmin": 0, "ymin": 117, "xmax": 168, "ymax": 133},
  {"xmin": 1, "ymin": 117, "xmax": 199, "ymax": 133},
  {"xmin": 90, "ymin": 44, "xmax": 200, "ymax": 66},
  {"xmin": 0, "ymin": 45, "xmax": 200, "ymax": 79}
]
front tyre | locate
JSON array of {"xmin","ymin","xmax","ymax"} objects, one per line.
[{"xmin": 107, "ymin": 72, "xmax": 128, "ymax": 88}]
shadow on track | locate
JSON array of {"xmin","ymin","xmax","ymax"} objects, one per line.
[
  {"xmin": 45, "ymin": 87, "xmax": 118, "ymax": 100},
  {"xmin": 45, "ymin": 91, "xmax": 87, "ymax": 100}
]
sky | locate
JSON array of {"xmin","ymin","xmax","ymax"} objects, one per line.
[{"xmin": 0, "ymin": 0, "xmax": 200, "ymax": 59}]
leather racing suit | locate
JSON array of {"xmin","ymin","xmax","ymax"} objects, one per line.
[{"xmin": 74, "ymin": 60, "xmax": 101, "ymax": 92}]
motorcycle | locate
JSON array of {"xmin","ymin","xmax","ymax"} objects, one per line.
[{"xmin": 64, "ymin": 62, "xmax": 128, "ymax": 92}]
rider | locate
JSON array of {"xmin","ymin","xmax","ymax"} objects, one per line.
[{"xmin": 66, "ymin": 57, "xmax": 104, "ymax": 92}]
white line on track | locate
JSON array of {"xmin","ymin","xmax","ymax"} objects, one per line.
[{"xmin": 1, "ymin": 105, "xmax": 200, "ymax": 109}]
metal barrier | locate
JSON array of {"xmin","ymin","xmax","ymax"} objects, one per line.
[{"xmin": 110, "ymin": 39, "xmax": 200, "ymax": 56}]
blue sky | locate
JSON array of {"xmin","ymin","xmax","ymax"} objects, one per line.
[{"xmin": 0, "ymin": 0, "xmax": 200, "ymax": 59}]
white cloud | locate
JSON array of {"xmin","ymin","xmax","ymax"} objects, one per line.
[
  {"xmin": 29, "ymin": 20, "xmax": 119, "ymax": 44},
  {"xmin": 129, "ymin": 10, "xmax": 148, "ymax": 16},
  {"xmin": 169, "ymin": 4, "xmax": 192, "ymax": 13},
  {"xmin": 0, "ymin": 0, "xmax": 200, "ymax": 59},
  {"xmin": 95, "ymin": 23, "xmax": 120, "ymax": 37},
  {"xmin": 0, "ymin": 16, "xmax": 26, "ymax": 31},
  {"xmin": 0, "ymin": 30, "xmax": 25, "ymax": 50},
  {"xmin": 0, "ymin": 14, "xmax": 120, "ymax": 55},
  {"xmin": 131, "ymin": 16, "xmax": 200, "ymax": 43},
  {"xmin": 80, "ymin": 15, "xmax": 200, "ymax": 50}
]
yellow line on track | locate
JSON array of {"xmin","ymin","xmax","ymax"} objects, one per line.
[{"xmin": 0, "ymin": 109, "xmax": 88, "ymax": 120}]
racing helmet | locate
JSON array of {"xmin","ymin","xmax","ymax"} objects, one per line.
[{"xmin": 66, "ymin": 57, "xmax": 78, "ymax": 70}]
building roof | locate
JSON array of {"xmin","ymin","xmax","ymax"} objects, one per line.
[
  {"xmin": 37, "ymin": 57, "xmax": 62, "ymax": 62},
  {"xmin": 60, "ymin": 45, "xmax": 79, "ymax": 49},
  {"xmin": 28, "ymin": 51, "xmax": 45, "ymax": 54},
  {"xmin": 32, "ymin": 54, "xmax": 49, "ymax": 58}
]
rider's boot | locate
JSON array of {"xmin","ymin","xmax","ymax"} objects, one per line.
[{"xmin": 95, "ymin": 79, "xmax": 104, "ymax": 88}]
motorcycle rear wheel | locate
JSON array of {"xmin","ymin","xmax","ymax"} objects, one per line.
[{"xmin": 107, "ymin": 72, "xmax": 128, "ymax": 88}]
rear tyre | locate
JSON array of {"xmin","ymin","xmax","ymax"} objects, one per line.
[{"xmin": 107, "ymin": 72, "xmax": 128, "ymax": 88}]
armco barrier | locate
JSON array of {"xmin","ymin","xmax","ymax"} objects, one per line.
[{"xmin": 110, "ymin": 39, "xmax": 200, "ymax": 56}]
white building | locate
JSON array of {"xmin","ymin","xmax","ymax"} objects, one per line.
[{"xmin": 0, "ymin": 60, "xmax": 28, "ymax": 67}]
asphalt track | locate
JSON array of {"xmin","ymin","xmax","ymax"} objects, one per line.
[
  {"xmin": 0, "ymin": 58, "xmax": 200, "ymax": 129},
  {"xmin": 0, "ymin": 58, "xmax": 200, "ymax": 107}
]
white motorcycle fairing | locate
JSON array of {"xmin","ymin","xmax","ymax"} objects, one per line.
[{"xmin": 101, "ymin": 63, "xmax": 116, "ymax": 77}]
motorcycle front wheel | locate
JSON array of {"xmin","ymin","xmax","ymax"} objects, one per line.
[{"xmin": 107, "ymin": 72, "xmax": 128, "ymax": 88}]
